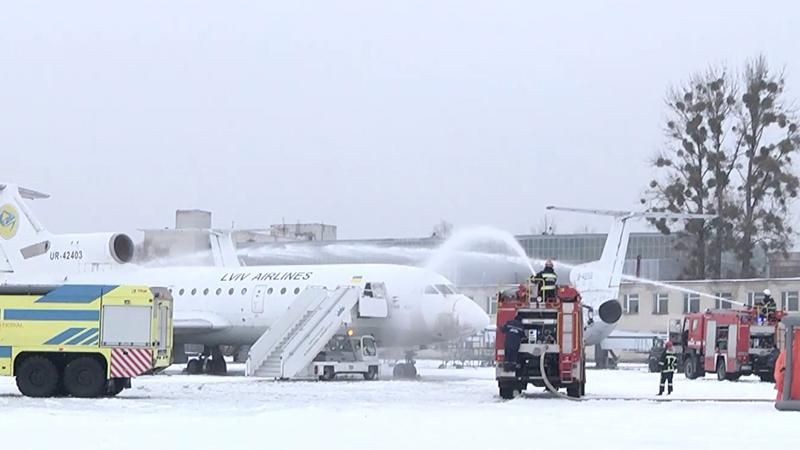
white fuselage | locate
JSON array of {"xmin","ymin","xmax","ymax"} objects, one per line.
[{"xmin": 62, "ymin": 263, "xmax": 489, "ymax": 348}]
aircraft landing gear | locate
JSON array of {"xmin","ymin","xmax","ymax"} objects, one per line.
[
  {"xmin": 185, "ymin": 346, "xmax": 228, "ymax": 375},
  {"xmin": 393, "ymin": 351, "xmax": 418, "ymax": 379}
]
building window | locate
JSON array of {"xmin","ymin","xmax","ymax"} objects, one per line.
[
  {"xmin": 683, "ymin": 293, "xmax": 700, "ymax": 313},
  {"xmin": 782, "ymin": 291, "xmax": 799, "ymax": 311},
  {"xmin": 715, "ymin": 292, "xmax": 733, "ymax": 310},
  {"xmin": 489, "ymin": 296, "xmax": 497, "ymax": 315},
  {"xmin": 625, "ymin": 294, "xmax": 639, "ymax": 315},
  {"xmin": 747, "ymin": 291, "xmax": 765, "ymax": 307},
  {"xmin": 653, "ymin": 293, "xmax": 669, "ymax": 315}
]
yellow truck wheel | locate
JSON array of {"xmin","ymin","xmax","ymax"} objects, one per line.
[
  {"xmin": 16, "ymin": 356, "xmax": 60, "ymax": 397},
  {"xmin": 63, "ymin": 356, "xmax": 106, "ymax": 398}
]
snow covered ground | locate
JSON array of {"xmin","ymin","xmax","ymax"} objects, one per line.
[{"xmin": 1, "ymin": 362, "xmax": 795, "ymax": 450}]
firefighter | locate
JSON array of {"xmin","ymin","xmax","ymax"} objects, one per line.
[
  {"xmin": 533, "ymin": 259, "xmax": 558, "ymax": 301},
  {"xmin": 762, "ymin": 289, "xmax": 777, "ymax": 323},
  {"xmin": 657, "ymin": 340, "xmax": 677, "ymax": 396},
  {"xmin": 501, "ymin": 314, "xmax": 525, "ymax": 371}
]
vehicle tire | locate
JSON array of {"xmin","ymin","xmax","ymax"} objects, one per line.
[
  {"xmin": 186, "ymin": 359, "xmax": 203, "ymax": 375},
  {"xmin": 567, "ymin": 383, "xmax": 582, "ymax": 398},
  {"xmin": 716, "ymin": 358, "xmax": 727, "ymax": 382},
  {"xmin": 16, "ymin": 355, "xmax": 60, "ymax": 398},
  {"xmin": 684, "ymin": 356, "xmax": 698, "ymax": 380},
  {"xmin": 206, "ymin": 358, "xmax": 227, "ymax": 375},
  {"xmin": 759, "ymin": 373, "xmax": 775, "ymax": 383},
  {"xmin": 106, "ymin": 379, "xmax": 126, "ymax": 397},
  {"xmin": 726, "ymin": 373, "xmax": 741, "ymax": 382},
  {"xmin": 499, "ymin": 383, "xmax": 521, "ymax": 399},
  {"xmin": 63, "ymin": 357, "xmax": 106, "ymax": 398},
  {"xmin": 320, "ymin": 366, "xmax": 335, "ymax": 381},
  {"xmin": 393, "ymin": 363, "xmax": 406, "ymax": 378},
  {"xmin": 363, "ymin": 366, "xmax": 379, "ymax": 380}
]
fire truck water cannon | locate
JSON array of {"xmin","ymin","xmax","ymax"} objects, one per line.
[{"xmin": 495, "ymin": 282, "xmax": 586, "ymax": 399}]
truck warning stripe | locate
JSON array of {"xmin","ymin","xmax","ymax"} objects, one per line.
[
  {"xmin": 44, "ymin": 327, "xmax": 86, "ymax": 345},
  {"xmin": 3, "ymin": 309, "xmax": 100, "ymax": 321},
  {"xmin": 35, "ymin": 285, "xmax": 118, "ymax": 304},
  {"xmin": 0, "ymin": 346, "xmax": 10, "ymax": 358},
  {"xmin": 110, "ymin": 348, "xmax": 153, "ymax": 378},
  {"xmin": 64, "ymin": 328, "xmax": 98, "ymax": 346}
]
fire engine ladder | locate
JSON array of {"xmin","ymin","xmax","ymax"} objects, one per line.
[{"xmin": 245, "ymin": 286, "xmax": 360, "ymax": 379}]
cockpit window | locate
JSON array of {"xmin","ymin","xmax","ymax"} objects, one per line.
[
  {"xmin": 424, "ymin": 285, "xmax": 439, "ymax": 295},
  {"xmin": 436, "ymin": 284, "xmax": 455, "ymax": 295}
]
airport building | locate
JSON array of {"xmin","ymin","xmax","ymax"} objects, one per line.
[{"xmin": 142, "ymin": 209, "xmax": 799, "ymax": 337}]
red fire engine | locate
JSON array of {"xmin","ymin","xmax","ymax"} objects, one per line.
[
  {"xmin": 495, "ymin": 282, "xmax": 586, "ymax": 399},
  {"xmin": 679, "ymin": 307, "xmax": 784, "ymax": 382}
]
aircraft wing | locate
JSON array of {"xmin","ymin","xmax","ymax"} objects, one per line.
[{"xmin": 173, "ymin": 311, "xmax": 231, "ymax": 335}]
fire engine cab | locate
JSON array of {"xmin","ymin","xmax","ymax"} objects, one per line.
[
  {"xmin": 680, "ymin": 307, "xmax": 784, "ymax": 382},
  {"xmin": 495, "ymin": 282, "xmax": 586, "ymax": 399}
]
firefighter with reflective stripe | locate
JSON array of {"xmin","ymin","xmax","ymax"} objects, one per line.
[
  {"xmin": 533, "ymin": 259, "xmax": 557, "ymax": 301},
  {"xmin": 762, "ymin": 289, "xmax": 777, "ymax": 323},
  {"xmin": 501, "ymin": 315, "xmax": 524, "ymax": 371},
  {"xmin": 657, "ymin": 340, "xmax": 677, "ymax": 396}
]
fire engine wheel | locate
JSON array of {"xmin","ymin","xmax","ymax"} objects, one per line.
[
  {"xmin": 684, "ymin": 356, "xmax": 698, "ymax": 380},
  {"xmin": 16, "ymin": 355, "xmax": 60, "ymax": 398},
  {"xmin": 392, "ymin": 363, "xmax": 418, "ymax": 379},
  {"xmin": 716, "ymin": 359, "xmax": 727, "ymax": 382},
  {"xmin": 759, "ymin": 373, "xmax": 775, "ymax": 383},
  {"xmin": 498, "ymin": 384, "xmax": 522, "ymax": 400},
  {"xmin": 63, "ymin": 357, "xmax": 107, "ymax": 398},
  {"xmin": 106, "ymin": 381, "xmax": 126, "ymax": 397},
  {"xmin": 566, "ymin": 382, "xmax": 583, "ymax": 398}
]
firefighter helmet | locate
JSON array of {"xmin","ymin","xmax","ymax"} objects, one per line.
[{"xmin": 545, "ymin": 259, "xmax": 554, "ymax": 268}]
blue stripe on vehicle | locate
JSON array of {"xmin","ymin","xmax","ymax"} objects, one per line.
[
  {"xmin": 44, "ymin": 327, "xmax": 86, "ymax": 345},
  {"xmin": 0, "ymin": 346, "xmax": 11, "ymax": 358},
  {"xmin": 64, "ymin": 327, "xmax": 99, "ymax": 345},
  {"xmin": 83, "ymin": 336, "xmax": 99, "ymax": 346},
  {"xmin": 4, "ymin": 309, "xmax": 100, "ymax": 321},
  {"xmin": 35, "ymin": 285, "xmax": 117, "ymax": 303},
  {"xmin": 79, "ymin": 330, "xmax": 100, "ymax": 345}
]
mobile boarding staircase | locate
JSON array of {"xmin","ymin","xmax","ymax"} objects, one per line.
[{"xmin": 245, "ymin": 286, "xmax": 363, "ymax": 379}]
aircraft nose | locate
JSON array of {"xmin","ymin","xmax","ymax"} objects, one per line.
[{"xmin": 453, "ymin": 296, "xmax": 490, "ymax": 336}]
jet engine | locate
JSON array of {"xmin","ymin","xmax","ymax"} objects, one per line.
[{"xmin": 47, "ymin": 232, "xmax": 136, "ymax": 265}]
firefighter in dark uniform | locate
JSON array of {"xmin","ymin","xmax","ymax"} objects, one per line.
[
  {"xmin": 657, "ymin": 341, "xmax": 677, "ymax": 396},
  {"xmin": 762, "ymin": 289, "xmax": 777, "ymax": 323},
  {"xmin": 501, "ymin": 315, "xmax": 525, "ymax": 371},
  {"xmin": 533, "ymin": 259, "xmax": 558, "ymax": 301}
]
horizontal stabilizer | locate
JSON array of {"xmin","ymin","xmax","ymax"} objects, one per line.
[
  {"xmin": 0, "ymin": 184, "xmax": 50, "ymax": 200},
  {"xmin": 546, "ymin": 206, "xmax": 715, "ymax": 220}
]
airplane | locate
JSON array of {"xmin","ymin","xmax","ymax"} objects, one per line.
[
  {"xmin": 0, "ymin": 184, "xmax": 489, "ymax": 378},
  {"xmin": 0, "ymin": 183, "xmax": 708, "ymax": 376}
]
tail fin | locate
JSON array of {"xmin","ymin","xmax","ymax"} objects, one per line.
[
  {"xmin": 546, "ymin": 206, "xmax": 714, "ymax": 303},
  {"xmin": 0, "ymin": 184, "xmax": 51, "ymax": 274},
  {"xmin": 209, "ymin": 230, "xmax": 242, "ymax": 267}
]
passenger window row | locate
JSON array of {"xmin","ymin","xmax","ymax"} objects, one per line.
[{"xmin": 168, "ymin": 286, "xmax": 303, "ymax": 297}]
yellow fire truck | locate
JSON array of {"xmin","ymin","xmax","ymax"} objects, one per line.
[{"xmin": 0, "ymin": 284, "xmax": 173, "ymax": 397}]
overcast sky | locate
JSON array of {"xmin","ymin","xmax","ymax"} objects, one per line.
[{"xmin": 2, "ymin": 1, "xmax": 798, "ymax": 239}]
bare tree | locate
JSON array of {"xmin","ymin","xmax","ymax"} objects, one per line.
[{"xmin": 733, "ymin": 56, "xmax": 799, "ymax": 276}]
